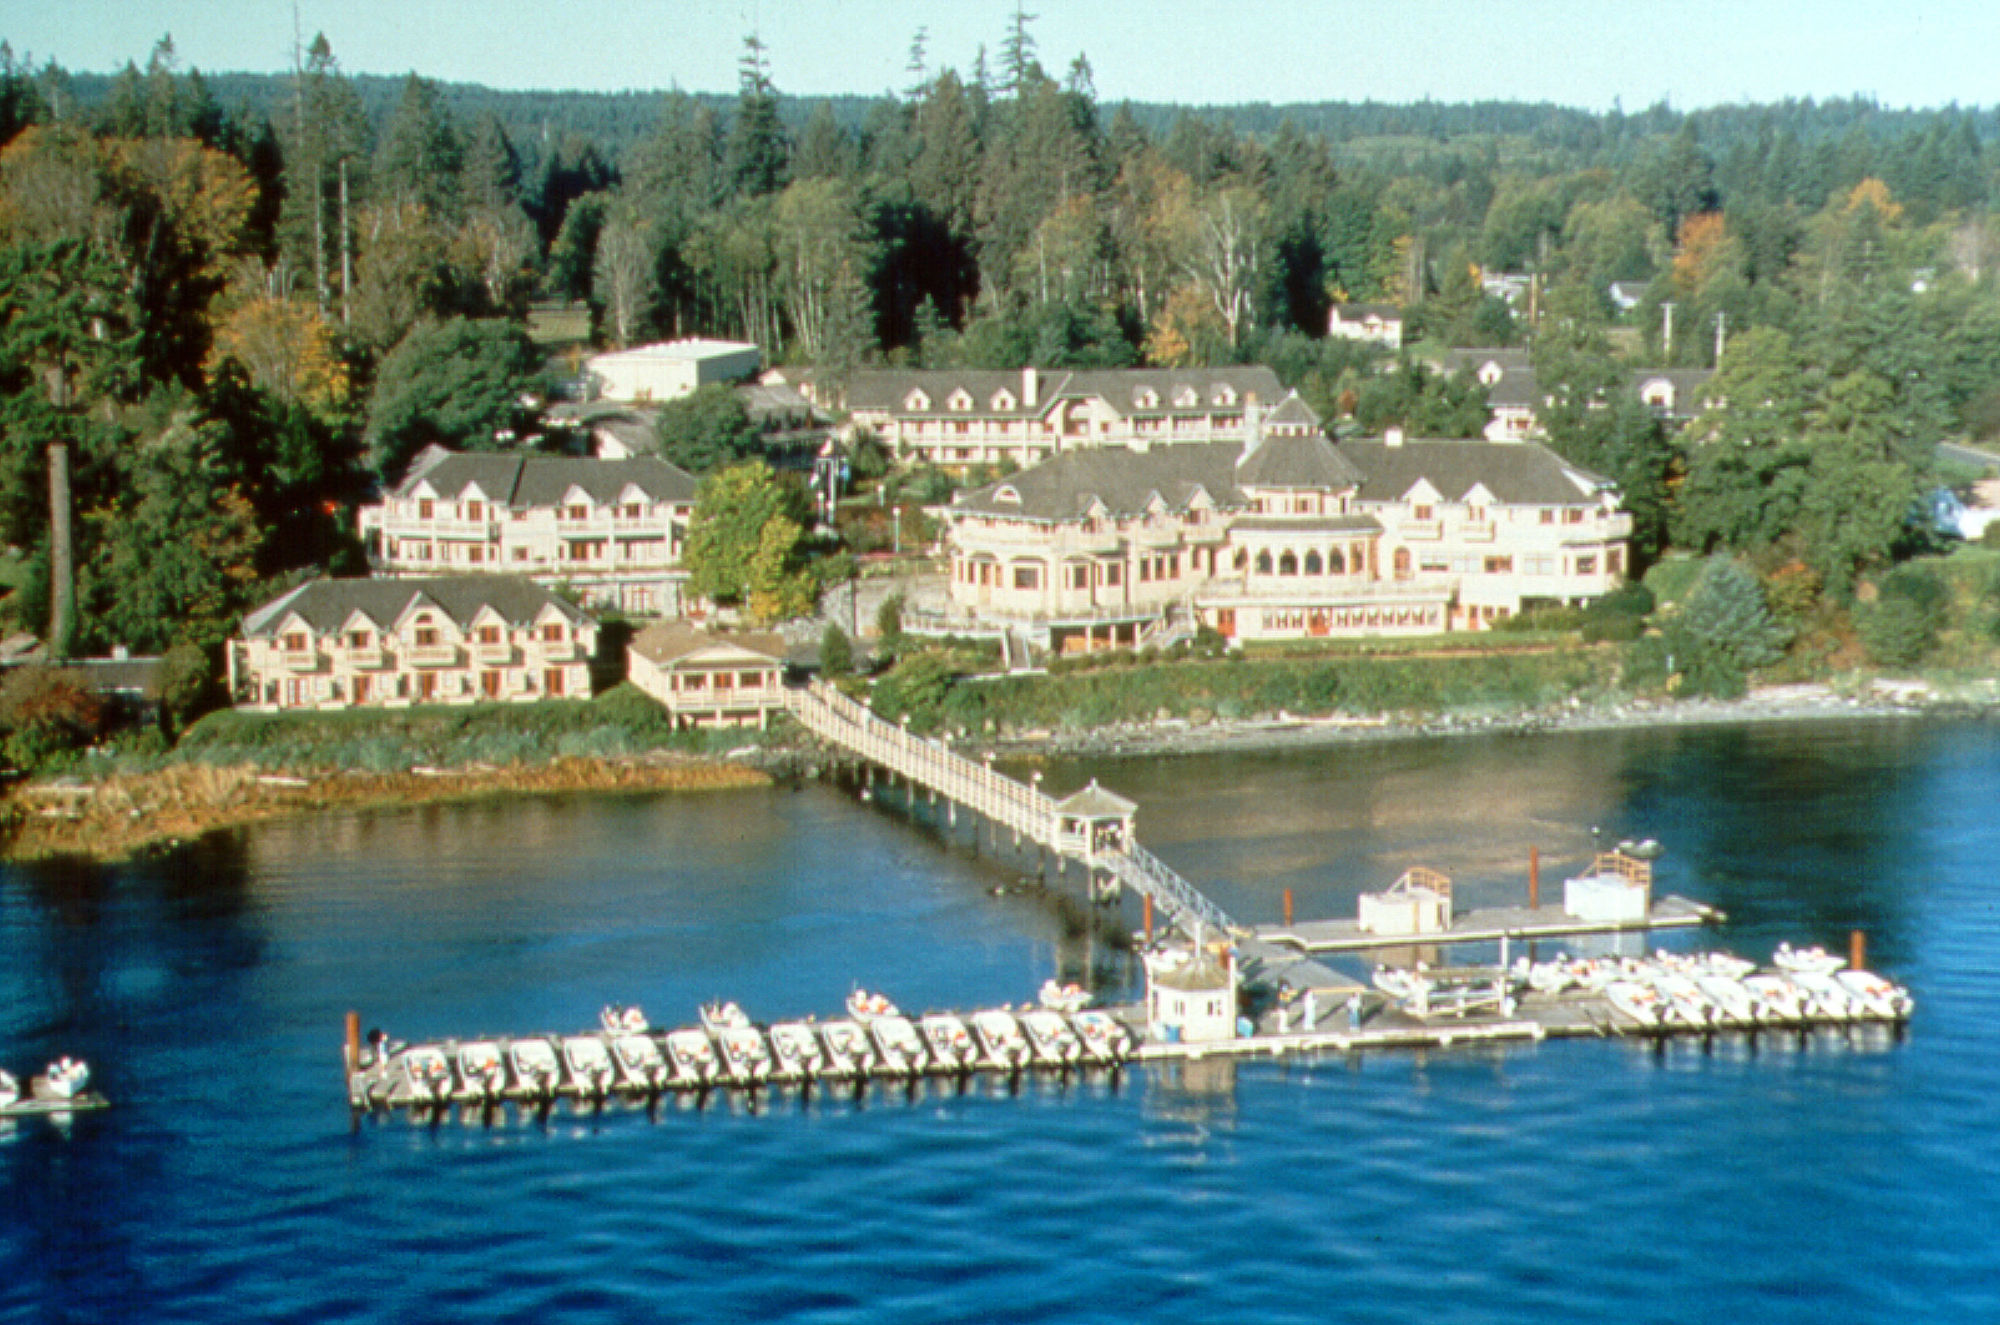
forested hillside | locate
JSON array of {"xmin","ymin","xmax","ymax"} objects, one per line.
[{"xmin": 2, "ymin": 17, "xmax": 1999, "ymax": 698}]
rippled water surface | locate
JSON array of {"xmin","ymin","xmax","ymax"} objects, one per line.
[{"xmin": 4, "ymin": 716, "xmax": 1998, "ymax": 1323}]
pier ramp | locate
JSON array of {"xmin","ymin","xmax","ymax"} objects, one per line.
[{"xmin": 782, "ymin": 681, "xmax": 1233, "ymax": 939}]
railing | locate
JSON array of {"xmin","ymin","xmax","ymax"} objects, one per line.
[
  {"xmin": 781, "ymin": 681, "xmax": 1235, "ymax": 938},
  {"xmin": 405, "ymin": 644, "xmax": 459, "ymax": 668}
]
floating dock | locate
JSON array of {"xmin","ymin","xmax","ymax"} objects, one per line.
[{"xmin": 1251, "ymin": 894, "xmax": 1723, "ymax": 955}]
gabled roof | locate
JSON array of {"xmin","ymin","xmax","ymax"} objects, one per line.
[
  {"xmin": 1340, "ymin": 438, "xmax": 1612, "ymax": 506},
  {"xmin": 629, "ymin": 621, "xmax": 786, "ymax": 668},
  {"xmin": 389, "ymin": 448, "xmax": 697, "ymax": 507},
  {"xmin": 241, "ymin": 576, "xmax": 591, "ymax": 639},
  {"xmin": 1332, "ymin": 302, "xmax": 1404, "ymax": 320},
  {"xmin": 842, "ymin": 367, "xmax": 1287, "ymax": 418}
]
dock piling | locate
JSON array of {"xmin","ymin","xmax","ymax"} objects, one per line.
[
  {"xmin": 1144, "ymin": 894, "xmax": 1155, "ymax": 944},
  {"xmin": 344, "ymin": 1010, "xmax": 360, "ymax": 1078},
  {"xmin": 1283, "ymin": 888, "xmax": 1294, "ymax": 927},
  {"xmin": 1529, "ymin": 846, "xmax": 1540, "ymax": 910},
  {"xmin": 1850, "ymin": 929, "xmax": 1867, "ymax": 971}
]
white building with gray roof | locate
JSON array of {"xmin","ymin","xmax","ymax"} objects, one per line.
[
  {"xmin": 229, "ymin": 576, "xmax": 598, "ymax": 712},
  {"xmin": 780, "ymin": 365, "xmax": 1316, "ymax": 470},
  {"xmin": 940, "ymin": 428, "xmax": 1629, "ymax": 649},
  {"xmin": 358, "ymin": 447, "xmax": 699, "ymax": 615}
]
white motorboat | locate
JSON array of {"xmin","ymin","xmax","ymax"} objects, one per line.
[
  {"xmin": 1371, "ymin": 965, "xmax": 1430, "ymax": 1002},
  {"xmin": 1691, "ymin": 974, "xmax": 1758, "ymax": 1029},
  {"xmin": 1835, "ymin": 969, "xmax": 1914, "ymax": 1020},
  {"xmin": 1786, "ymin": 969, "xmax": 1861, "ymax": 1021},
  {"xmin": 31, "ymin": 1057, "xmax": 92, "ymax": 1103},
  {"xmin": 713, "ymin": 1025, "xmax": 773, "ymax": 1086},
  {"xmin": 600, "ymin": 1004, "xmax": 650, "ymax": 1034},
  {"xmin": 846, "ymin": 989, "xmax": 900, "ymax": 1023},
  {"xmin": 970, "ymin": 1009, "xmax": 1029, "ymax": 1070},
  {"xmin": 1695, "ymin": 951, "xmax": 1757, "ymax": 981},
  {"xmin": 507, "ymin": 1038, "xmax": 561, "ymax": 1099},
  {"xmin": 562, "ymin": 1036, "xmax": 616, "ymax": 1098},
  {"xmin": 452, "ymin": 1041, "xmax": 506, "ymax": 1103},
  {"xmin": 868, "ymin": 1015, "xmax": 928, "ymax": 1076},
  {"xmin": 818, "ymin": 1020, "xmax": 873, "ymax": 1078},
  {"xmin": 1772, "ymin": 943, "xmax": 1846, "ymax": 976},
  {"xmin": 1647, "ymin": 972, "xmax": 1716, "ymax": 1029},
  {"xmin": 609, "ymin": 1032, "xmax": 669, "ymax": 1092},
  {"xmin": 1604, "ymin": 980, "xmax": 1664, "ymax": 1028},
  {"xmin": 391, "ymin": 1047, "xmax": 452, "ymax": 1105},
  {"xmin": 700, "ymin": 1001, "xmax": 752, "ymax": 1033},
  {"xmin": 1038, "ymin": 980, "xmax": 1090, "ymax": 1014},
  {"xmin": 1019, "ymin": 1010, "xmax": 1083, "ymax": 1066},
  {"xmin": 0, "ymin": 1069, "xmax": 17, "ymax": 1109},
  {"xmin": 663, "ymin": 1029, "xmax": 719, "ymax": 1087},
  {"xmin": 1072, "ymin": 1011, "xmax": 1131, "ymax": 1065},
  {"xmin": 1743, "ymin": 974, "xmax": 1808, "ymax": 1024},
  {"xmin": 918, "ymin": 1014, "xmax": 976, "ymax": 1071},
  {"xmin": 766, "ymin": 1022, "xmax": 825, "ymax": 1082}
]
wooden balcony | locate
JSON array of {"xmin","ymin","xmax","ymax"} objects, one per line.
[{"xmin": 406, "ymin": 644, "xmax": 460, "ymax": 668}]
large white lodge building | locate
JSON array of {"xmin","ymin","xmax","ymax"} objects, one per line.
[
  {"xmin": 357, "ymin": 447, "xmax": 698, "ymax": 616},
  {"xmin": 940, "ymin": 426, "xmax": 1631, "ymax": 651}
]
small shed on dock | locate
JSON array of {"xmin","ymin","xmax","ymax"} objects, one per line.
[
  {"xmin": 1563, "ymin": 850, "xmax": 1652, "ymax": 922},
  {"xmin": 1357, "ymin": 866, "xmax": 1453, "ymax": 935},
  {"xmin": 1144, "ymin": 942, "xmax": 1238, "ymax": 1044}
]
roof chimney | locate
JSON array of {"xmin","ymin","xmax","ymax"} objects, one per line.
[
  {"xmin": 1385, "ymin": 426, "xmax": 1405, "ymax": 448},
  {"xmin": 1022, "ymin": 366, "xmax": 1039, "ymax": 409}
]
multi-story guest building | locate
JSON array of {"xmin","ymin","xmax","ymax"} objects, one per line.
[
  {"xmin": 940, "ymin": 428, "xmax": 1630, "ymax": 650},
  {"xmin": 358, "ymin": 447, "xmax": 698, "ymax": 615},
  {"xmin": 228, "ymin": 576, "xmax": 598, "ymax": 711},
  {"xmin": 626, "ymin": 622, "xmax": 789, "ymax": 730},
  {"xmin": 774, "ymin": 366, "xmax": 1320, "ymax": 471}
]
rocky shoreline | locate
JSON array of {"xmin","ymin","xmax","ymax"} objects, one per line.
[
  {"xmin": 6, "ymin": 678, "xmax": 1995, "ymax": 864},
  {"xmin": 978, "ymin": 678, "xmax": 2000, "ymax": 760}
]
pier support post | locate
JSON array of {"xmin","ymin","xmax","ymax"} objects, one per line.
[
  {"xmin": 1144, "ymin": 894, "xmax": 1155, "ymax": 945},
  {"xmin": 1529, "ymin": 846, "xmax": 1540, "ymax": 910},
  {"xmin": 1850, "ymin": 929, "xmax": 1867, "ymax": 971},
  {"xmin": 1283, "ymin": 888, "xmax": 1294, "ymax": 927},
  {"xmin": 344, "ymin": 1010, "xmax": 361, "ymax": 1078}
]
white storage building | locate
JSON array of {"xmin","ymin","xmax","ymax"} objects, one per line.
[{"xmin": 586, "ymin": 339, "xmax": 762, "ymax": 404}]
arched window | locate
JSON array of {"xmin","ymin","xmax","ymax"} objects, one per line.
[
  {"xmin": 1304, "ymin": 551, "xmax": 1323, "ymax": 575},
  {"xmin": 1278, "ymin": 551, "xmax": 1298, "ymax": 576},
  {"xmin": 1255, "ymin": 550, "xmax": 1274, "ymax": 575},
  {"xmin": 1327, "ymin": 547, "xmax": 1346, "ymax": 573}
]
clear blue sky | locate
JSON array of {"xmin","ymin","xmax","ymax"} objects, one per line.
[{"xmin": 5, "ymin": 1, "xmax": 1995, "ymax": 113}]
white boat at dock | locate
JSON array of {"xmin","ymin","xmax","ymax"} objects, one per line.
[
  {"xmin": 970, "ymin": 1009, "xmax": 1030, "ymax": 1070},
  {"xmin": 1072, "ymin": 1011, "xmax": 1131, "ymax": 1065},
  {"xmin": 1038, "ymin": 980, "xmax": 1090, "ymax": 1014},
  {"xmin": 818, "ymin": 1020, "xmax": 873, "ymax": 1078},
  {"xmin": 1742, "ymin": 974, "xmax": 1809, "ymax": 1024},
  {"xmin": 506, "ymin": 1038, "xmax": 561, "ymax": 1100},
  {"xmin": 600, "ymin": 1004, "xmax": 650, "ymax": 1034},
  {"xmin": 609, "ymin": 1032, "xmax": 670, "ymax": 1092},
  {"xmin": 767, "ymin": 1022, "xmax": 825, "ymax": 1082},
  {"xmin": 700, "ymin": 1001, "xmax": 752, "ymax": 1033},
  {"xmin": 846, "ymin": 990, "xmax": 900, "ymax": 1023},
  {"xmin": 561, "ymin": 1036, "xmax": 616, "ymax": 1098},
  {"xmin": 1772, "ymin": 943, "xmax": 1847, "ymax": 976},
  {"xmin": 1691, "ymin": 974, "xmax": 1758, "ymax": 1029},
  {"xmin": 918, "ymin": 1014, "xmax": 976, "ymax": 1071},
  {"xmin": 1834, "ymin": 969, "xmax": 1914, "ymax": 1020},
  {"xmin": 452, "ymin": 1041, "xmax": 506, "ymax": 1103},
  {"xmin": 713, "ymin": 1025, "xmax": 773, "ymax": 1086},
  {"xmin": 867, "ymin": 1015, "xmax": 927, "ymax": 1076},
  {"xmin": 390, "ymin": 1046, "xmax": 453, "ymax": 1105},
  {"xmin": 663, "ymin": 1029, "xmax": 719, "ymax": 1087},
  {"xmin": 1018, "ymin": 1010, "xmax": 1084, "ymax": 1066},
  {"xmin": 1604, "ymin": 980, "xmax": 1664, "ymax": 1028}
]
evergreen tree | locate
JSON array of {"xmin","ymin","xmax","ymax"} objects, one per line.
[{"xmin": 724, "ymin": 36, "xmax": 788, "ymax": 199}]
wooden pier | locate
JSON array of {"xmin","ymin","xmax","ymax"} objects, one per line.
[
  {"xmin": 1251, "ymin": 894, "xmax": 1723, "ymax": 956},
  {"xmin": 784, "ymin": 681, "xmax": 1233, "ymax": 938}
]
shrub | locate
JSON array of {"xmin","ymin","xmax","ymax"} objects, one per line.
[
  {"xmin": 1660, "ymin": 557, "xmax": 1792, "ymax": 698},
  {"xmin": 0, "ymin": 667, "xmax": 108, "ymax": 771},
  {"xmin": 1856, "ymin": 564, "xmax": 1948, "ymax": 668}
]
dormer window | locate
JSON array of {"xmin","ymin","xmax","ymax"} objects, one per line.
[
  {"xmin": 905, "ymin": 389, "xmax": 931, "ymax": 412},
  {"xmin": 1174, "ymin": 386, "xmax": 1199, "ymax": 408},
  {"xmin": 991, "ymin": 390, "xmax": 1015, "ymax": 411},
  {"xmin": 993, "ymin": 485, "xmax": 1022, "ymax": 505},
  {"xmin": 1136, "ymin": 388, "xmax": 1159, "ymax": 409},
  {"xmin": 947, "ymin": 389, "xmax": 973, "ymax": 412},
  {"xmin": 1213, "ymin": 385, "xmax": 1236, "ymax": 406}
]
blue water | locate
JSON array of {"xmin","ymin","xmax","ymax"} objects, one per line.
[{"xmin": 4, "ymin": 716, "xmax": 1998, "ymax": 1323}]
